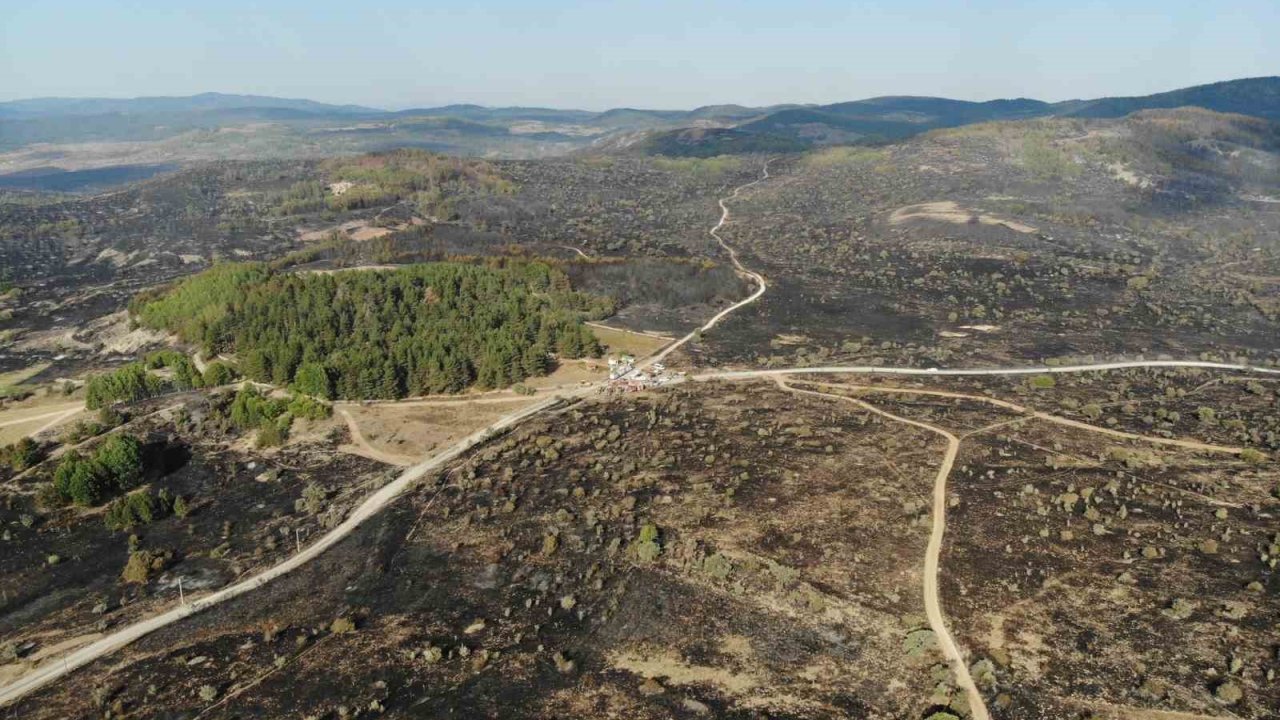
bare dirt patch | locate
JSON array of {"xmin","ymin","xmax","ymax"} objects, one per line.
[
  {"xmin": 336, "ymin": 396, "xmax": 541, "ymax": 460},
  {"xmin": 609, "ymin": 645, "xmax": 763, "ymax": 695},
  {"xmin": 888, "ymin": 201, "xmax": 1038, "ymax": 234}
]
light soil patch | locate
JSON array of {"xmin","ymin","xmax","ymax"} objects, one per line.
[
  {"xmin": 297, "ymin": 219, "xmax": 406, "ymax": 244},
  {"xmin": 94, "ymin": 248, "xmax": 135, "ymax": 268},
  {"xmin": 336, "ymin": 396, "xmax": 541, "ymax": 462},
  {"xmin": 770, "ymin": 333, "xmax": 810, "ymax": 346},
  {"xmin": 585, "ymin": 323, "xmax": 671, "ymax": 357},
  {"xmin": 889, "ymin": 200, "xmax": 1037, "ymax": 234},
  {"xmin": 609, "ymin": 645, "xmax": 763, "ymax": 696},
  {"xmin": 298, "ymin": 220, "xmax": 369, "ymax": 242},
  {"xmin": 0, "ymin": 401, "xmax": 83, "ymax": 427},
  {"xmin": 301, "ymin": 265, "xmax": 402, "ymax": 276},
  {"xmin": 349, "ymin": 226, "xmax": 391, "ymax": 242},
  {"xmin": 1107, "ymin": 162, "xmax": 1154, "ymax": 189},
  {"xmin": 78, "ymin": 311, "xmax": 171, "ymax": 355}
]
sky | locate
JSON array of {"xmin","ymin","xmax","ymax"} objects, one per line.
[{"xmin": 3, "ymin": 0, "xmax": 1278, "ymax": 110}]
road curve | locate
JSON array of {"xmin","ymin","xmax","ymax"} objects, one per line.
[
  {"xmin": 778, "ymin": 379, "xmax": 990, "ymax": 720},
  {"xmin": 0, "ymin": 394, "xmax": 565, "ymax": 707},
  {"xmin": 641, "ymin": 161, "xmax": 772, "ymax": 369}
]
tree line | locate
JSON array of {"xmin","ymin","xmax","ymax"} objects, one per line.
[{"xmin": 84, "ymin": 351, "xmax": 239, "ymax": 410}]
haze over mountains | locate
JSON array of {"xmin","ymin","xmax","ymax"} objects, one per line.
[{"xmin": 2, "ymin": 76, "xmax": 1278, "ymax": 186}]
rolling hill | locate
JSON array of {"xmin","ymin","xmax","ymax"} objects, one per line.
[
  {"xmin": 2, "ymin": 77, "xmax": 1278, "ymax": 174},
  {"xmin": 726, "ymin": 77, "xmax": 1280, "ymax": 151}
]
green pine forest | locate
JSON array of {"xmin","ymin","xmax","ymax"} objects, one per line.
[{"xmin": 129, "ymin": 260, "xmax": 614, "ymax": 399}]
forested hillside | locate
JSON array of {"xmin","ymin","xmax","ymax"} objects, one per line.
[{"xmin": 129, "ymin": 261, "xmax": 613, "ymax": 398}]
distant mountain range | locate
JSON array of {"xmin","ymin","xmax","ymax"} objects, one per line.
[
  {"xmin": 1, "ymin": 77, "xmax": 1277, "ymax": 162},
  {"xmin": 0, "ymin": 92, "xmax": 380, "ymax": 118}
]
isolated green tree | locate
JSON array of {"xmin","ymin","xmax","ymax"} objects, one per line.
[
  {"xmin": 293, "ymin": 362, "xmax": 333, "ymax": 399},
  {"xmin": 95, "ymin": 435, "xmax": 144, "ymax": 490}
]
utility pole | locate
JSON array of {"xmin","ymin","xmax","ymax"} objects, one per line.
[
  {"xmin": 295, "ymin": 527, "xmax": 302, "ymax": 554},
  {"xmin": 178, "ymin": 577, "xmax": 185, "ymax": 606}
]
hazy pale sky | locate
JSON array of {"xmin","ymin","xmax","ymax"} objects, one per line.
[{"xmin": 3, "ymin": 0, "xmax": 1278, "ymax": 109}]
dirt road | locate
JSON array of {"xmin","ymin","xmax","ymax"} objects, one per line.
[
  {"xmin": 777, "ymin": 378, "xmax": 990, "ymax": 720},
  {"xmin": 641, "ymin": 161, "xmax": 772, "ymax": 369}
]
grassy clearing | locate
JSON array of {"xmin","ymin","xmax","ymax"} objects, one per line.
[
  {"xmin": 651, "ymin": 155, "xmax": 747, "ymax": 180},
  {"xmin": 0, "ymin": 400, "xmax": 82, "ymax": 445},
  {"xmin": 801, "ymin": 146, "xmax": 890, "ymax": 169},
  {"xmin": 587, "ymin": 324, "xmax": 671, "ymax": 357},
  {"xmin": 0, "ymin": 363, "xmax": 51, "ymax": 399}
]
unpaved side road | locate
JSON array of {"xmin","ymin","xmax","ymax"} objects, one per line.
[{"xmin": 777, "ymin": 378, "xmax": 990, "ymax": 720}]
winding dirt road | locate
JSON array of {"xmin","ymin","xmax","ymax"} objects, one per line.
[{"xmin": 642, "ymin": 161, "xmax": 772, "ymax": 369}]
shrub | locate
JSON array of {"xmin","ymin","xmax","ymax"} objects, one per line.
[
  {"xmin": 1213, "ymin": 680, "xmax": 1243, "ymax": 705},
  {"xmin": 53, "ymin": 452, "xmax": 109, "ymax": 506},
  {"xmin": 104, "ymin": 490, "xmax": 162, "ymax": 531},
  {"xmin": 229, "ymin": 386, "xmax": 289, "ymax": 431},
  {"xmin": 173, "ymin": 495, "xmax": 190, "ymax": 518},
  {"xmin": 297, "ymin": 483, "xmax": 327, "ymax": 515},
  {"xmin": 201, "ymin": 361, "xmax": 238, "ymax": 387},
  {"xmin": 1240, "ymin": 448, "xmax": 1267, "ymax": 465},
  {"xmin": 95, "ymin": 435, "xmax": 144, "ymax": 490},
  {"xmin": 255, "ymin": 422, "xmax": 287, "ymax": 448},
  {"xmin": 1028, "ymin": 374, "xmax": 1056, "ymax": 389},
  {"xmin": 631, "ymin": 522, "xmax": 662, "ymax": 563},
  {"xmin": 0, "ymin": 437, "xmax": 41, "ymax": 471},
  {"xmin": 287, "ymin": 394, "xmax": 332, "ymax": 421},
  {"xmin": 97, "ymin": 407, "xmax": 124, "ymax": 428},
  {"xmin": 145, "ymin": 350, "xmax": 204, "ymax": 389},
  {"xmin": 121, "ymin": 550, "xmax": 162, "ymax": 584}
]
